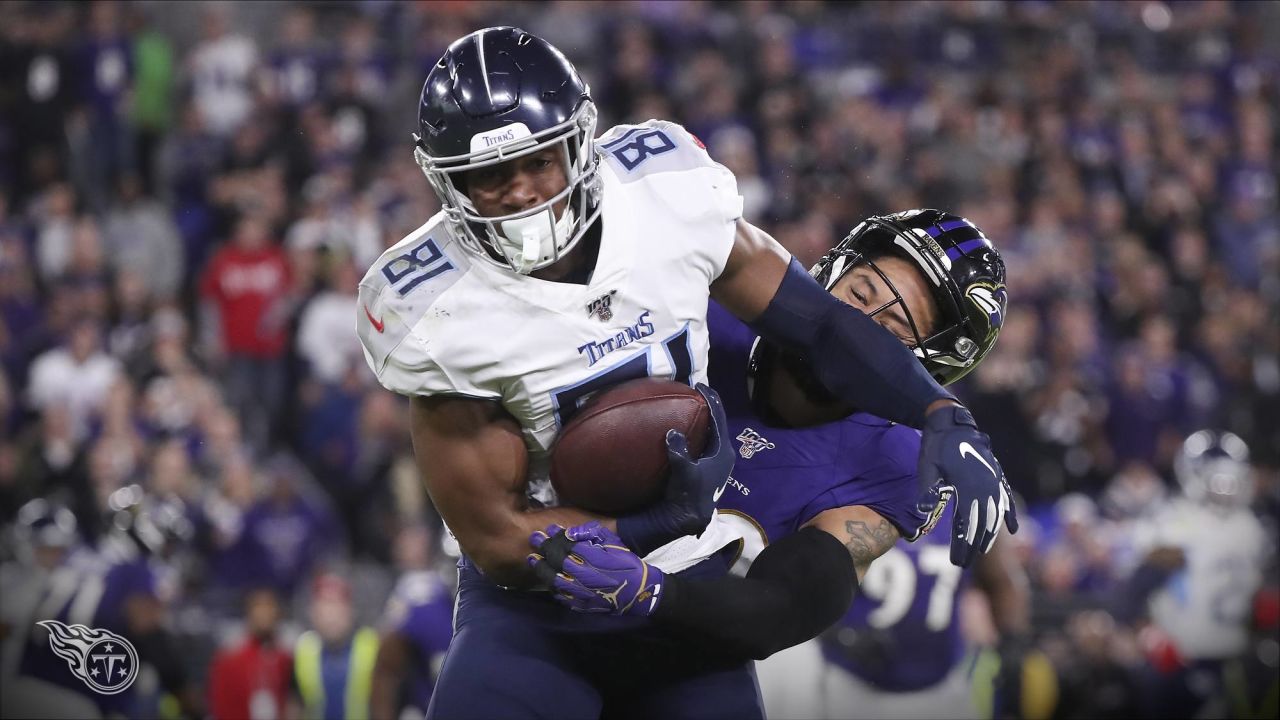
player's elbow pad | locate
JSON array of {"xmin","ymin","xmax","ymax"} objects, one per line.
[
  {"xmin": 656, "ymin": 526, "xmax": 856, "ymax": 661},
  {"xmin": 740, "ymin": 527, "xmax": 856, "ymax": 658},
  {"xmin": 748, "ymin": 258, "xmax": 952, "ymax": 428}
]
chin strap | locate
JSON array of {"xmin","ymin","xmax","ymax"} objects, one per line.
[
  {"xmin": 517, "ymin": 228, "xmax": 540, "ymax": 273},
  {"xmin": 500, "ymin": 207, "xmax": 577, "ymax": 274}
]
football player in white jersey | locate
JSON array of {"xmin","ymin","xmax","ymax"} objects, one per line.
[
  {"xmin": 1129, "ymin": 430, "xmax": 1272, "ymax": 717},
  {"xmin": 356, "ymin": 27, "xmax": 1016, "ymax": 719}
]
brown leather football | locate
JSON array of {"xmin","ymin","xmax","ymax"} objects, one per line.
[{"xmin": 549, "ymin": 379, "xmax": 710, "ymax": 514}]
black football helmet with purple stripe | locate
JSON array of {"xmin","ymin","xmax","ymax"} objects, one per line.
[
  {"xmin": 814, "ymin": 209, "xmax": 1007, "ymax": 385},
  {"xmin": 750, "ymin": 209, "xmax": 1007, "ymax": 402}
]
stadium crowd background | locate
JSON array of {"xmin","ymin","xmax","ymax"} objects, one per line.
[{"xmin": 1, "ymin": 1, "xmax": 1277, "ymax": 718}]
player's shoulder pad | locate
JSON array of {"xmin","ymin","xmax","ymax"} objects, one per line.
[
  {"xmin": 357, "ymin": 215, "xmax": 468, "ymax": 377},
  {"xmin": 599, "ymin": 119, "xmax": 721, "ymax": 178},
  {"xmin": 598, "ymin": 119, "xmax": 744, "ymax": 224}
]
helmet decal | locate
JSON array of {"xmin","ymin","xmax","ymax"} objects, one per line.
[{"xmin": 966, "ymin": 283, "xmax": 1008, "ymax": 335}]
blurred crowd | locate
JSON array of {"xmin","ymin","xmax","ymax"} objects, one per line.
[{"xmin": 1, "ymin": 1, "xmax": 1277, "ymax": 718}]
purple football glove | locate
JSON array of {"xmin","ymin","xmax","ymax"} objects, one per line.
[{"xmin": 527, "ymin": 522, "xmax": 664, "ymax": 617}]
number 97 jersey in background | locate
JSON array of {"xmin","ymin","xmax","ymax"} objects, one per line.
[{"xmin": 822, "ymin": 501, "xmax": 969, "ymax": 693}]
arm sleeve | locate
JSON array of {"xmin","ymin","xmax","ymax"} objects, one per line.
[
  {"xmin": 653, "ymin": 526, "xmax": 856, "ymax": 660},
  {"xmin": 748, "ymin": 258, "xmax": 954, "ymax": 429}
]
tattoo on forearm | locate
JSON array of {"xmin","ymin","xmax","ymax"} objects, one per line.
[{"xmin": 843, "ymin": 517, "xmax": 898, "ymax": 566}]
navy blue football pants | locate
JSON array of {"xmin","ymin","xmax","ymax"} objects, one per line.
[{"xmin": 426, "ymin": 562, "xmax": 764, "ymax": 720}]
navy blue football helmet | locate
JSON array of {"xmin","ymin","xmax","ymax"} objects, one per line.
[
  {"xmin": 1174, "ymin": 430, "xmax": 1253, "ymax": 510},
  {"xmin": 413, "ymin": 27, "xmax": 601, "ymax": 274},
  {"xmin": 14, "ymin": 498, "xmax": 79, "ymax": 566},
  {"xmin": 750, "ymin": 209, "xmax": 1007, "ymax": 411}
]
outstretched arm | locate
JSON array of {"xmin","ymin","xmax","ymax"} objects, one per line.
[{"xmin": 528, "ymin": 505, "xmax": 900, "ymax": 661}]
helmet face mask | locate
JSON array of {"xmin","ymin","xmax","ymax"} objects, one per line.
[
  {"xmin": 1175, "ymin": 430, "xmax": 1253, "ymax": 511},
  {"xmin": 812, "ymin": 210, "xmax": 1008, "ymax": 386},
  {"xmin": 414, "ymin": 27, "xmax": 602, "ymax": 275},
  {"xmin": 747, "ymin": 209, "xmax": 1007, "ymax": 423}
]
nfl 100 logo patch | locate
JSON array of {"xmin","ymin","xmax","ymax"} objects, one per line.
[
  {"xmin": 586, "ymin": 290, "xmax": 617, "ymax": 322},
  {"xmin": 736, "ymin": 428, "xmax": 776, "ymax": 459}
]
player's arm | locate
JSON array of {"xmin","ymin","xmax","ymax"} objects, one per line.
[
  {"xmin": 974, "ymin": 531, "xmax": 1031, "ymax": 637},
  {"xmin": 527, "ymin": 505, "xmax": 902, "ymax": 661},
  {"xmin": 973, "ymin": 533, "xmax": 1042, "ymax": 720},
  {"xmin": 530, "ymin": 521, "xmax": 856, "ymax": 660},
  {"xmin": 409, "ymin": 395, "xmax": 611, "ymax": 587},
  {"xmin": 370, "ymin": 631, "xmax": 411, "ymax": 720},
  {"xmin": 804, "ymin": 504, "xmax": 903, "ymax": 582},
  {"xmin": 411, "ymin": 388, "xmax": 730, "ymax": 587}
]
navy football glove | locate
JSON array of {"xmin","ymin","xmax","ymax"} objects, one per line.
[
  {"xmin": 528, "ymin": 522, "xmax": 664, "ymax": 616},
  {"xmin": 918, "ymin": 404, "xmax": 1018, "ymax": 567},
  {"xmin": 616, "ymin": 383, "xmax": 733, "ymax": 556}
]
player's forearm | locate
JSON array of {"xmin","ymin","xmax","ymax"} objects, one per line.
[
  {"xmin": 654, "ymin": 527, "xmax": 856, "ymax": 660},
  {"xmin": 748, "ymin": 258, "xmax": 953, "ymax": 429},
  {"xmin": 466, "ymin": 506, "xmax": 616, "ymax": 587},
  {"xmin": 371, "ymin": 635, "xmax": 408, "ymax": 720},
  {"xmin": 976, "ymin": 541, "xmax": 1032, "ymax": 636}
]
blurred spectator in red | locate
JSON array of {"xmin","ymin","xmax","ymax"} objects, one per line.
[
  {"xmin": 293, "ymin": 573, "xmax": 379, "ymax": 720},
  {"xmin": 200, "ymin": 212, "xmax": 291, "ymax": 446},
  {"xmin": 207, "ymin": 587, "xmax": 292, "ymax": 720}
]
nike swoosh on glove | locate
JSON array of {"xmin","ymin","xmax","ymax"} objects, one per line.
[
  {"xmin": 527, "ymin": 522, "xmax": 664, "ymax": 617},
  {"xmin": 917, "ymin": 404, "xmax": 1018, "ymax": 567}
]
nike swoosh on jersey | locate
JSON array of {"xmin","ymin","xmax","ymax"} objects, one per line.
[
  {"xmin": 364, "ymin": 304, "xmax": 386, "ymax": 333},
  {"xmin": 958, "ymin": 442, "xmax": 997, "ymax": 478},
  {"xmin": 712, "ymin": 482, "xmax": 728, "ymax": 502}
]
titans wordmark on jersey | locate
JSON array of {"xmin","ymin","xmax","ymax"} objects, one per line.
[{"xmin": 357, "ymin": 121, "xmax": 745, "ymax": 572}]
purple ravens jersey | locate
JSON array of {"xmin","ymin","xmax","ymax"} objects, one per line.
[
  {"xmin": 823, "ymin": 502, "xmax": 969, "ymax": 691},
  {"xmin": 705, "ymin": 301, "xmax": 933, "ymax": 564},
  {"xmin": 382, "ymin": 571, "xmax": 455, "ymax": 712},
  {"xmin": 706, "ymin": 301, "xmax": 966, "ymax": 691}
]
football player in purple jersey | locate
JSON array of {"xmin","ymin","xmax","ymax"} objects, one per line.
[{"xmin": 531, "ymin": 210, "xmax": 1030, "ymax": 717}]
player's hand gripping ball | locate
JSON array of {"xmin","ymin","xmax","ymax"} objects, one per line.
[{"xmin": 528, "ymin": 522, "xmax": 664, "ymax": 617}]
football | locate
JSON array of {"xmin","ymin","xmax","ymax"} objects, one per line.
[{"xmin": 550, "ymin": 379, "xmax": 711, "ymax": 514}]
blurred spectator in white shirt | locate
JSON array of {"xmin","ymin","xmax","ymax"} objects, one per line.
[
  {"xmin": 187, "ymin": 4, "xmax": 258, "ymax": 138},
  {"xmin": 26, "ymin": 319, "xmax": 121, "ymax": 440}
]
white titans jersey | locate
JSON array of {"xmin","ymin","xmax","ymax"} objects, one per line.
[
  {"xmin": 1137, "ymin": 498, "xmax": 1270, "ymax": 659},
  {"xmin": 357, "ymin": 120, "xmax": 747, "ymax": 570}
]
